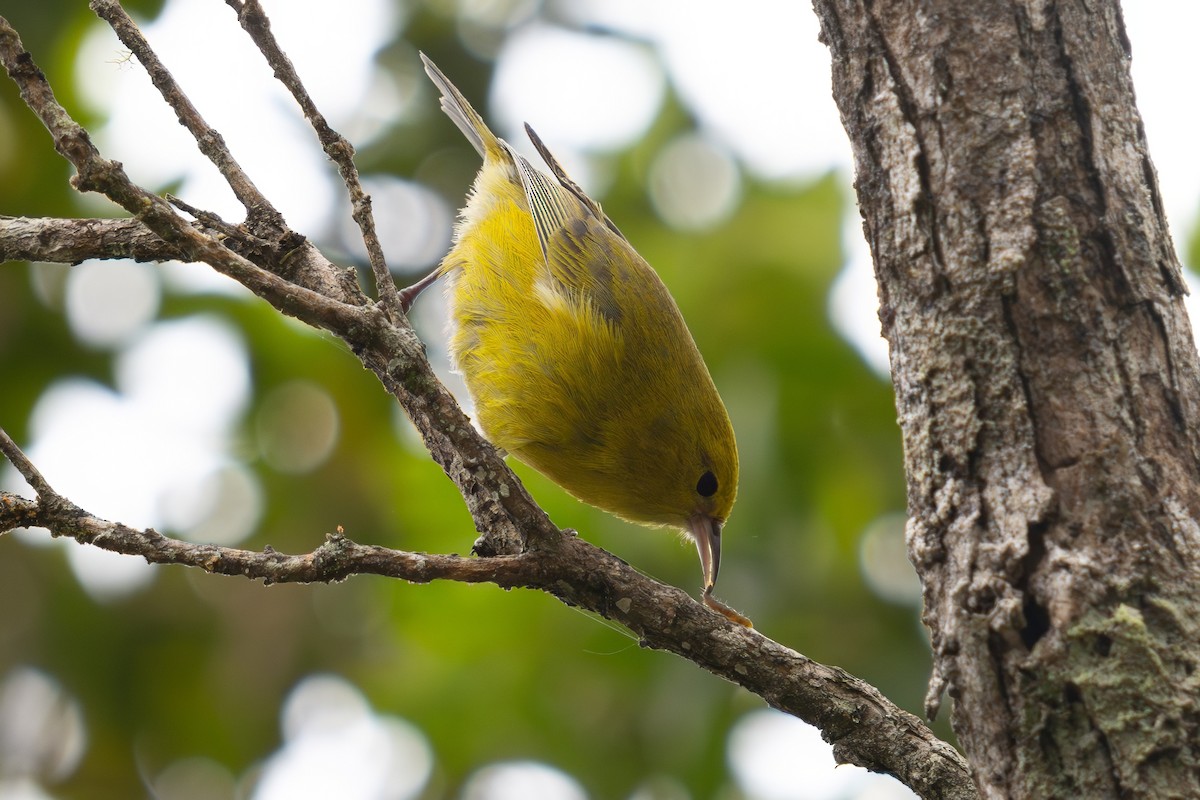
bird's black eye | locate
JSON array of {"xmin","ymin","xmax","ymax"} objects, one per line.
[{"xmin": 696, "ymin": 470, "xmax": 718, "ymax": 497}]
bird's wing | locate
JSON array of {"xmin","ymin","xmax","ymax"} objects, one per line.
[
  {"xmin": 507, "ymin": 138, "xmax": 628, "ymax": 325},
  {"xmin": 523, "ymin": 124, "xmax": 627, "ymax": 243},
  {"xmin": 508, "ymin": 124, "xmax": 628, "ymax": 263},
  {"xmin": 509, "ymin": 148, "xmax": 581, "ymax": 265}
]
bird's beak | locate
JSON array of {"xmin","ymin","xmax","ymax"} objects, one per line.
[{"xmin": 688, "ymin": 514, "xmax": 723, "ymax": 595}]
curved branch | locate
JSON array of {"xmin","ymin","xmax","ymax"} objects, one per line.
[{"xmin": 0, "ymin": 430, "xmax": 975, "ymax": 800}]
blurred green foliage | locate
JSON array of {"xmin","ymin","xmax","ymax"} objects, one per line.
[{"xmin": 0, "ymin": 2, "xmax": 941, "ymax": 798}]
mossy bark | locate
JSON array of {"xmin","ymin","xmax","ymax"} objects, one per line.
[{"xmin": 813, "ymin": 0, "xmax": 1200, "ymax": 797}]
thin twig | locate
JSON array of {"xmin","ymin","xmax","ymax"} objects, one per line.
[
  {"xmin": 88, "ymin": 0, "xmax": 282, "ymax": 228},
  {"xmin": 0, "ymin": 427, "xmax": 56, "ymax": 499},
  {"xmin": 0, "ymin": 16, "xmax": 363, "ymax": 335},
  {"xmin": 225, "ymin": 0, "xmax": 403, "ymax": 318},
  {"xmin": 0, "ymin": 489, "xmax": 520, "ymax": 585},
  {"xmin": 166, "ymin": 195, "xmax": 244, "ymax": 239}
]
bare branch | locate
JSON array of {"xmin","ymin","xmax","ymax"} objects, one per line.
[
  {"xmin": 0, "ymin": 427, "xmax": 56, "ymax": 499},
  {"xmin": 225, "ymin": 0, "xmax": 402, "ymax": 317},
  {"xmin": 88, "ymin": 0, "xmax": 282, "ymax": 229},
  {"xmin": 0, "ymin": 457, "xmax": 976, "ymax": 800},
  {"xmin": 0, "ymin": 17, "xmax": 364, "ymax": 335},
  {"xmin": 166, "ymin": 195, "xmax": 242, "ymax": 239},
  {"xmin": 0, "ymin": 491, "xmax": 520, "ymax": 587},
  {"xmin": 0, "ymin": 215, "xmax": 179, "ymax": 263}
]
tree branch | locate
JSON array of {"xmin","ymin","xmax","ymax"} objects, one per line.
[
  {"xmin": 88, "ymin": 0, "xmax": 282, "ymax": 231},
  {"xmin": 0, "ymin": 427, "xmax": 975, "ymax": 800},
  {"xmin": 223, "ymin": 0, "xmax": 402, "ymax": 317},
  {"xmin": 0, "ymin": 19, "xmax": 365, "ymax": 332},
  {"xmin": 0, "ymin": 426, "xmax": 54, "ymax": 498},
  {"xmin": 2, "ymin": 8, "xmax": 548, "ymax": 561},
  {"xmin": 0, "ymin": 215, "xmax": 180, "ymax": 264}
]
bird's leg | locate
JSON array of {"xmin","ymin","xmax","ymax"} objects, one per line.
[{"xmin": 398, "ymin": 268, "xmax": 442, "ymax": 313}]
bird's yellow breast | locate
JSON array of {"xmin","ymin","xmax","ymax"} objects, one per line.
[{"xmin": 441, "ymin": 158, "xmax": 733, "ymax": 529}]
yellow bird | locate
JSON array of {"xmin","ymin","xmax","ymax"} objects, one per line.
[{"xmin": 406, "ymin": 55, "xmax": 746, "ymax": 625}]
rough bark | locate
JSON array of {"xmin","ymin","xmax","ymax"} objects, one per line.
[
  {"xmin": 813, "ymin": 0, "xmax": 1200, "ymax": 797},
  {"xmin": 0, "ymin": 215, "xmax": 180, "ymax": 263}
]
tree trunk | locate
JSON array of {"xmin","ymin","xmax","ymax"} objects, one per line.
[{"xmin": 813, "ymin": 0, "xmax": 1200, "ymax": 797}]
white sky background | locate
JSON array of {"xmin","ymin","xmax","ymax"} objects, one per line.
[{"xmin": 4, "ymin": 2, "xmax": 1199, "ymax": 799}]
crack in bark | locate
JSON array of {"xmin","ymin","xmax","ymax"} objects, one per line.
[{"xmin": 861, "ymin": 0, "xmax": 950, "ymax": 283}]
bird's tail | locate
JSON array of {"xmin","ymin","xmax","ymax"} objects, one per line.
[{"xmin": 420, "ymin": 53, "xmax": 500, "ymax": 159}]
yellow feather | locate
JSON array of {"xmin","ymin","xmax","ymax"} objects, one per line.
[{"xmin": 420, "ymin": 55, "xmax": 742, "ymax": 618}]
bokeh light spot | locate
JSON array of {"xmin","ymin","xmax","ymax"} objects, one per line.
[
  {"xmin": 252, "ymin": 674, "xmax": 433, "ymax": 800},
  {"xmin": 729, "ymin": 709, "xmax": 916, "ymax": 800},
  {"xmin": 159, "ymin": 259, "xmax": 253, "ymax": 298},
  {"xmin": 65, "ymin": 259, "xmax": 160, "ymax": 349},
  {"xmin": 152, "ymin": 757, "xmax": 237, "ymax": 800},
  {"xmin": 492, "ymin": 27, "xmax": 663, "ymax": 153},
  {"xmin": 114, "ymin": 315, "xmax": 250, "ymax": 439},
  {"xmin": 649, "ymin": 133, "xmax": 742, "ymax": 231},
  {"xmin": 337, "ymin": 178, "xmax": 452, "ymax": 271},
  {"xmin": 24, "ymin": 379, "xmax": 163, "ymax": 527},
  {"xmin": 461, "ymin": 761, "xmax": 588, "ymax": 800},
  {"xmin": 0, "ymin": 777, "xmax": 56, "ymax": 800},
  {"xmin": 65, "ymin": 544, "xmax": 157, "ymax": 602},
  {"xmin": 858, "ymin": 513, "xmax": 921, "ymax": 607},
  {"xmin": 256, "ymin": 381, "xmax": 340, "ymax": 475},
  {"xmin": 0, "ymin": 668, "xmax": 87, "ymax": 784},
  {"xmin": 164, "ymin": 464, "xmax": 264, "ymax": 547},
  {"xmin": 280, "ymin": 674, "xmax": 371, "ymax": 742}
]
